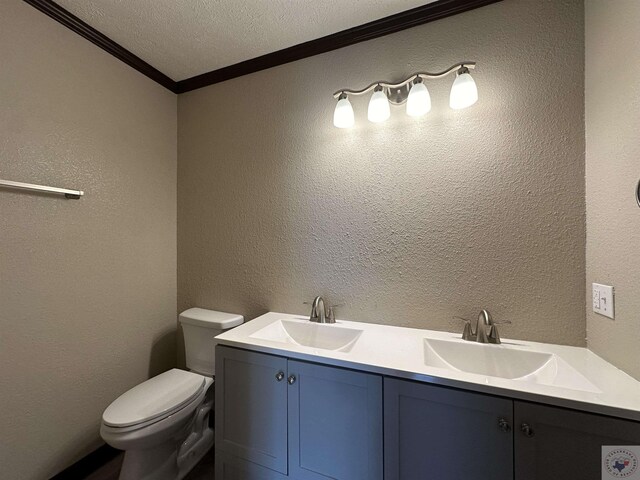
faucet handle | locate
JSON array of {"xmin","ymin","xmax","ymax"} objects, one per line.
[
  {"xmin": 326, "ymin": 303, "xmax": 344, "ymax": 323},
  {"xmin": 488, "ymin": 325, "xmax": 501, "ymax": 344},
  {"xmin": 454, "ymin": 316, "xmax": 476, "ymax": 341},
  {"xmin": 487, "ymin": 319, "xmax": 511, "ymax": 344}
]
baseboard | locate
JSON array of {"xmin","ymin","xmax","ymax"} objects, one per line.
[{"xmin": 50, "ymin": 444, "xmax": 120, "ymax": 479}]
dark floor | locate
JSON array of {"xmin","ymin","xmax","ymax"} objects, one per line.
[{"xmin": 84, "ymin": 446, "xmax": 215, "ymax": 480}]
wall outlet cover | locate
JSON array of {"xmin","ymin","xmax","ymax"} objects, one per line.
[{"xmin": 592, "ymin": 283, "xmax": 615, "ymax": 319}]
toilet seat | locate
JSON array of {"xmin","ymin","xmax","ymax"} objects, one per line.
[{"xmin": 103, "ymin": 369, "xmax": 206, "ymax": 429}]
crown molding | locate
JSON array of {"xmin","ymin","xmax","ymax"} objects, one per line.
[
  {"xmin": 176, "ymin": 0, "xmax": 501, "ymax": 93},
  {"xmin": 24, "ymin": 0, "xmax": 502, "ymax": 95},
  {"xmin": 23, "ymin": 0, "xmax": 178, "ymax": 93}
]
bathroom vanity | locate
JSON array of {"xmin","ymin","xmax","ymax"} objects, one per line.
[{"xmin": 214, "ymin": 312, "xmax": 640, "ymax": 480}]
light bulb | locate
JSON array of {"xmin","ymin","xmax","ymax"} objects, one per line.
[
  {"xmin": 406, "ymin": 78, "xmax": 431, "ymax": 117},
  {"xmin": 367, "ymin": 87, "xmax": 390, "ymax": 123},
  {"xmin": 333, "ymin": 94, "xmax": 354, "ymax": 128},
  {"xmin": 449, "ymin": 67, "xmax": 478, "ymax": 110}
]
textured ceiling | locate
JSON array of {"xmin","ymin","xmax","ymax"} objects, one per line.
[{"xmin": 55, "ymin": 0, "xmax": 436, "ymax": 81}]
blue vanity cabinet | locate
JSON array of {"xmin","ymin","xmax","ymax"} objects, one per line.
[
  {"xmin": 215, "ymin": 346, "xmax": 383, "ymax": 480},
  {"xmin": 514, "ymin": 401, "xmax": 640, "ymax": 480},
  {"xmin": 215, "ymin": 346, "xmax": 289, "ymax": 476},
  {"xmin": 216, "ymin": 345, "xmax": 640, "ymax": 480},
  {"xmin": 287, "ymin": 360, "xmax": 383, "ymax": 480},
  {"xmin": 384, "ymin": 377, "xmax": 514, "ymax": 480}
]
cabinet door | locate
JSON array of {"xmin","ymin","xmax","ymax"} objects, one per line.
[
  {"xmin": 384, "ymin": 378, "xmax": 514, "ymax": 480},
  {"xmin": 515, "ymin": 401, "xmax": 640, "ymax": 480},
  {"xmin": 215, "ymin": 346, "xmax": 288, "ymax": 474},
  {"xmin": 287, "ymin": 360, "xmax": 383, "ymax": 480}
]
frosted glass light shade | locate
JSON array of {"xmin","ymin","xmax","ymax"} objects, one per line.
[
  {"xmin": 449, "ymin": 71, "xmax": 478, "ymax": 110},
  {"xmin": 367, "ymin": 89, "xmax": 390, "ymax": 123},
  {"xmin": 333, "ymin": 96, "xmax": 354, "ymax": 128},
  {"xmin": 406, "ymin": 81, "xmax": 431, "ymax": 117}
]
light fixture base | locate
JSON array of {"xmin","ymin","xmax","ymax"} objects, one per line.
[{"xmin": 385, "ymin": 84, "xmax": 411, "ymax": 105}]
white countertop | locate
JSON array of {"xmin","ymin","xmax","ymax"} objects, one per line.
[{"xmin": 215, "ymin": 312, "xmax": 640, "ymax": 422}]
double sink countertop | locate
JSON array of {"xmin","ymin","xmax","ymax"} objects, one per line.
[{"xmin": 215, "ymin": 312, "xmax": 640, "ymax": 422}]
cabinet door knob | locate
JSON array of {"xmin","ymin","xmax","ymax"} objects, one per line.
[
  {"xmin": 275, "ymin": 371, "xmax": 285, "ymax": 382},
  {"xmin": 521, "ymin": 423, "xmax": 535, "ymax": 437},
  {"xmin": 498, "ymin": 418, "xmax": 511, "ymax": 433},
  {"xmin": 287, "ymin": 374, "xmax": 297, "ymax": 385}
]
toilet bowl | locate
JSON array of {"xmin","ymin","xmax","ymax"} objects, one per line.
[{"xmin": 100, "ymin": 308, "xmax": 243, "ymax": 480}]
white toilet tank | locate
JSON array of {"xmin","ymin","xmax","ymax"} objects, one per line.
[{"xmin": 179, "ymin": 308, "xmax": 244, "ymax": 376}]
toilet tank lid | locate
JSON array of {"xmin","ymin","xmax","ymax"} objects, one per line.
[{"xmin": 179, "ymin": 307, "xmax": 244, "ymax": 329}]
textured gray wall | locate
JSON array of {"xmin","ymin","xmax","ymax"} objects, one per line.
[
  {"xmin": 178, "ymin": 0, "xmax": 586, "ymax": 346},
  {"xmin": 0, "ymin": 1, "xmax": 177, "ymax": 478},
  {"xmin": 586, "ymin": 0, "xmax": 640, "ymax": 380}
]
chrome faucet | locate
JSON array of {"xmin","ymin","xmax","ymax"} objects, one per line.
[
  {"xmin": 456, "ymin": 309, "xmax": 511, "ymax": 344},
  {"xmin": 306, "ymin": 296, "xmax": 337, "ymax": 324}
]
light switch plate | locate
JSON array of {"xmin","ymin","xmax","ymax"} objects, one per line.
[{"xmin": 592, "ymin": 283, "xmax": 615, "ymax": 319}]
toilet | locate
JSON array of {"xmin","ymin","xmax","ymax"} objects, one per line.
[{"xmin": 100, "ymin": 308, "xmax": 243, "ymax": 480}]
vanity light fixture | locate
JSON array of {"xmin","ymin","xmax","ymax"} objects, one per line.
[
  {"xmin": 406, "ymin": 77, "xmax": 431, "ymax": 117},
  {"xmin": 333, "ymin": 93, "xmax": 355, "ymax": 128},
  {"xmin": 333, "ymin": 62, "xmax": 477, "ymax": 128},
  {"xmin": 449, "ymin": 66, "xmax": 478, "ymax": 110},
  {"xmin": 367, "ymin": 85, "xmax": 391, "ymax": 123}
]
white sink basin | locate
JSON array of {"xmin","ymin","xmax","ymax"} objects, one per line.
[
  {"xmin": 424, "ymin": 338, "xmax": 601, "ymax": 393},
  {"xmin": 250, "ymin": 319, "xmax": 363, "ymax": 352},
  {"xmin": 424, "ymin": 338, "xmax": 554, "ymax": 379}
]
